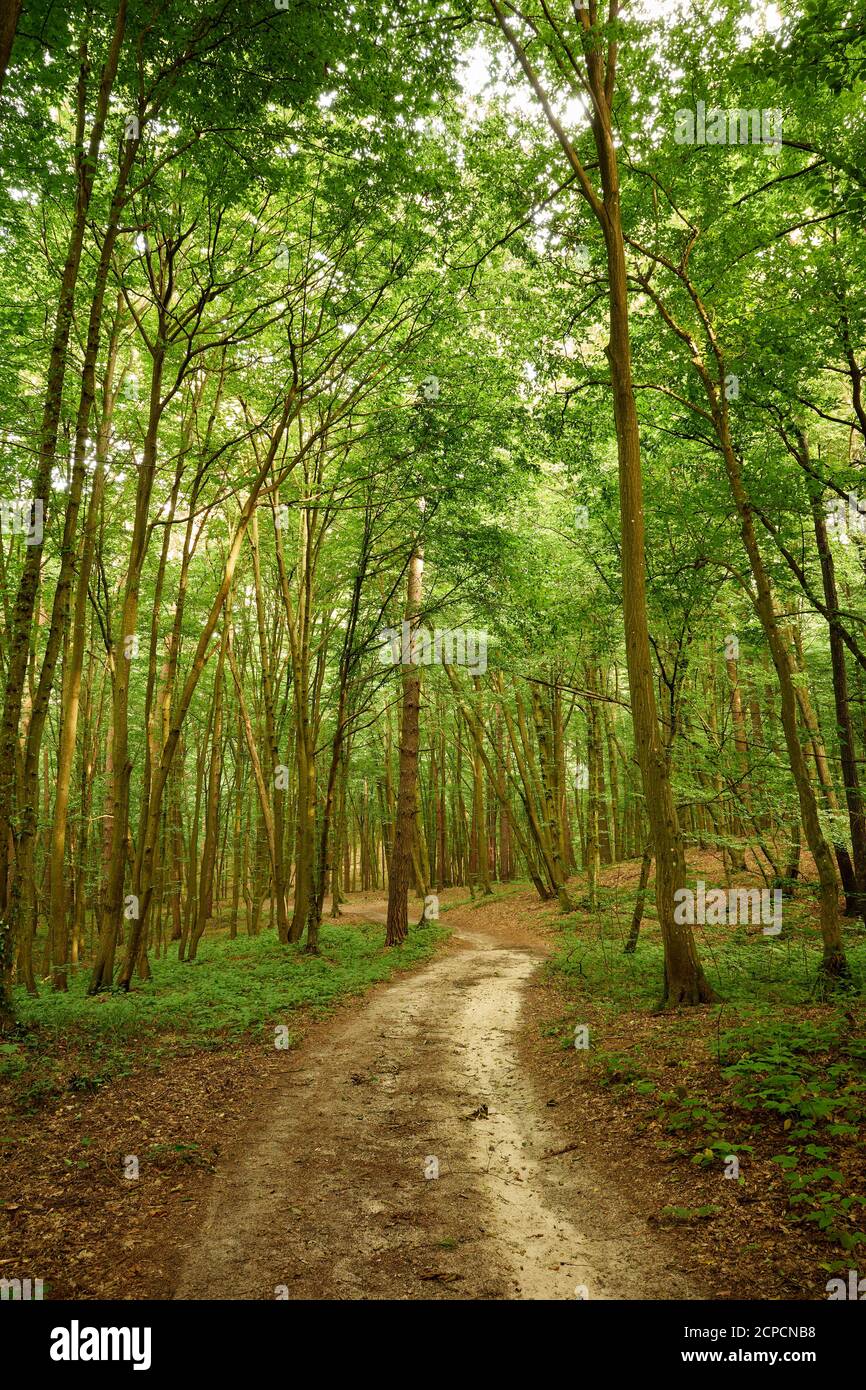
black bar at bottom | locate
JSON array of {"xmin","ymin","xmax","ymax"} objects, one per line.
[{"xmin": 4, "ymin": 1296, "xmax": 858, "ymax": 1377}]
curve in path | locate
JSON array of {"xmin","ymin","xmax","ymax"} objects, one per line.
[{"xmin": 174, "ymin": 903, "xmax": 701, "ymax": 1300}]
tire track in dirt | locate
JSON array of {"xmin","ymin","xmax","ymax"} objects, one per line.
[{"xmin": 174, "ymin": 902, "xmax": 703, "ymax": 1300}]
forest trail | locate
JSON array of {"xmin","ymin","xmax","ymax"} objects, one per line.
[{"xmin": 174, "ymin": 900, "xmax": 701, "ymax": 1301}]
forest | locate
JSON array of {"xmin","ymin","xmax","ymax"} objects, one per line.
[{"xmin": 1, "ymin": 0, "xmax": 866, "ymax": 1321}]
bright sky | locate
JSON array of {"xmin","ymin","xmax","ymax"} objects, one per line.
[{"xmin": 458, "ymin": 0, "xmax": 785, "ymax": 122}]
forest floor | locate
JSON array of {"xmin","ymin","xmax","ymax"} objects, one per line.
[
  {"xmin": 173, "ymin": 893, "xmax": 701, "ymax": 1300},
  {"xmin": 3, "ymin": 869, "xmax": 865, "ymax": 1300}
]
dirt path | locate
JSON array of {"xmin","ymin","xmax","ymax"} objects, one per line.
[{"xmin": 174, "ymin": 901, "xmax": 702, "ymax": 1300}]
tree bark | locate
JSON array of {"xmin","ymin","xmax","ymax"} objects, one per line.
[{"xmin": 386, "ymin": 547, "xmax": 424, "ymax": 946}]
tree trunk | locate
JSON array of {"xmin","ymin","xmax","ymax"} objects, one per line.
[{"xmin": 386, "ymin": 547, "xmax": 424, "ymax": 946}]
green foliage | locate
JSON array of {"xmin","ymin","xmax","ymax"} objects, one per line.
[
  {"xmin": 5, "ymin": 919, "xmax": 445, "ymax": 1111},
  {"xmin": 549, "ymin": 892, "xmax": 866, "ymax": 1007},
  {"xmin": 597, "ymin": 1053, "xmax": 648, "ymax": 1087},
  {"xmin": 691, "ymin": 1138, "xmax": 753, "ymax": 1168},
  {"xmin": 720, "ymin": 1019, "xmax": 866, "ymax": 1137},
  {"xmin": 660, "ymin": 1205, "xmax": 722, "ymax": 1222},
  {"xmin": 656, "ymin": 1093, "xmax": 724, "ymax": 1135},
  {"xmin": 547, "ymin": 905, "xmax": 866, "ymax": 1254}
]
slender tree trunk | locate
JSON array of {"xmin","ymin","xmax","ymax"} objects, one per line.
[
  {"xmin": 386, "ymin": 547, "xmax": 424, "ymax": 946},
  {"xmin": 624, "ymin": 844, "xmax": 654, "ymax": 954},
  {"xmin": 810, "ymin": 486, "xmax": 866, "ymax": 921},
  {"xmin": 639, "ymin": 259, "xmax": 847, "ymax": 983},
  {"xmin": 488, "ymin": 0, "xmax": 713, "ymax": 1008},
  {"xmin": 188, "ymin": 629, "xmax": 227, "ymax": 960},
  {"xmin": 0, "ymin": 0, "xmax": 22, "ymax": 95},
  {"xmin": 0, "ymin": 5, "xmax": 129, "ymax": 1025},
  {"xmin": 48, "ymin": 328, "xmax": 117, "ymax": 989}
]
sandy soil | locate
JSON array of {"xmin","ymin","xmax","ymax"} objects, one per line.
[{"xmin": 174, "ymin": 898, "xmax": 703, "ymax": 1301}]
